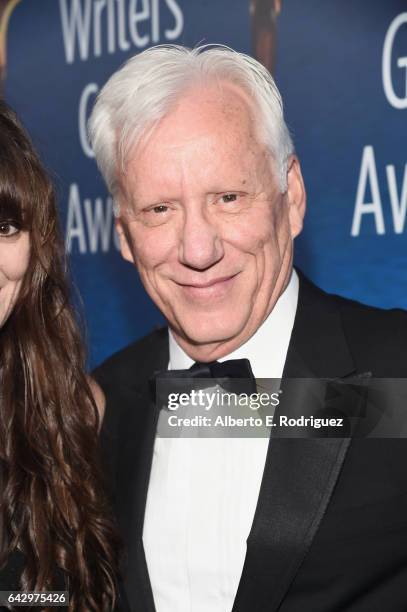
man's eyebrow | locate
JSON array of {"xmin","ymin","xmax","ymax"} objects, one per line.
[{"xmin": 131, "ymin": 194, "xmax": 173, "ymax": 208}]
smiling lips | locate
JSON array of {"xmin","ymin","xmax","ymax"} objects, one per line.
[{"xmin": 177, "ymin": 274, "xmax": 239, "ymax": 300}]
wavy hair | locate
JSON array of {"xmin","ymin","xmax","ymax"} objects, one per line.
[{"xmin": 0, "ymin": 102, "xmax": 119, "ymax": 610}]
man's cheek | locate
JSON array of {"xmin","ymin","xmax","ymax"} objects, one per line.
[
  {"xmin": 223, "ymin": 220, "xmax": 261, "ymax": 249},
  {"xmin": 136, "ymin": 264, "xmax": 163, "ymax": 305},
  {"xmin": 131, "ymin": 237, "xmax": 166, "ymax": 269},
  {"xmin": 230, "ymin": 225, "xmax": 273, "ymax": 255},
  {"xmin": 136, "ymin": 228, "xmax": 176, "ymax": 261}
]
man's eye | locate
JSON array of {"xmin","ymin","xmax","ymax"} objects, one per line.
[
  {"xmin": 0, "ymin": 221, "xmax": 20, "ymax": 237},
  {"xmin": 221, "ymin": 193, "xmax": 238, "ymax": 203},
  {"xmin": 152, "ymin": 204, "xmax": 169, "ymax": 214}
]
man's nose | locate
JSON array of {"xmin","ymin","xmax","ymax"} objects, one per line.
[{"xmin": 178, "ymin": 204, "xmax": 224, "ymax": 270}]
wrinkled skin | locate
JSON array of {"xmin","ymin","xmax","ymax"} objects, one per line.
[{"xmin": 116, "ymin": 82, "xmax": 306, "ymax": 362}]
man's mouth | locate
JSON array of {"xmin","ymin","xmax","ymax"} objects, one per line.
[{"xmin": 177, "ymin": 274, "xmax": 239, "ymax": 300}]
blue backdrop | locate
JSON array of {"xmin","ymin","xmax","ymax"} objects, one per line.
[{"xmin": 3, "ymin": 0, "xmax": 406, "ymax": 367}]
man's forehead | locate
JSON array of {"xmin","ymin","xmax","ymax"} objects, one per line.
[
  {"xmin": 128, "ymin": 81, "xmax": 257, "ymax": 155},
  {"xmin": 167, "ymin": 79, "xmax": 257, "ymax": 119},
  {"xmin": 123, "ymin": 136, "xmax": 268, "ymax": 195},
  {"xmin": 115, "ymin": 80, "xmax": 276, "ymax": 203}
]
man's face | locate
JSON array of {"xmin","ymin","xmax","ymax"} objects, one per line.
[{"xmin": 117, "ymin": 83, "xmax": 305, "ymax": 361}]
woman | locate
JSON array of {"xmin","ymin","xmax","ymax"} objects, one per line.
[{"xmin": 0, "ymin": 101, "xmax": 119, "ymax": 610}]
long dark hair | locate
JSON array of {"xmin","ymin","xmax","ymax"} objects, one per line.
[{"xmin": 0, "ymin": 102, "xmax": 119, "ymax": 609}]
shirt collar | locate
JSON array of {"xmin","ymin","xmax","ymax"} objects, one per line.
[{"xmin": 169, "ymin": 269, "xmax": 299, "ymax": 378}]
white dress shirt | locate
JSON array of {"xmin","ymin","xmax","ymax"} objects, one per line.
[{"xmin": 142, "ymin": 270, "xmax": 299, "ymax": 612}]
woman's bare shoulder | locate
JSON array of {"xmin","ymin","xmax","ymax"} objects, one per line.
[{"xmin": 87, "ymin": 376, "xmax": 106, "ymax": 425}]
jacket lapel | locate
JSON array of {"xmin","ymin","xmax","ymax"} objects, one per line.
[
  {"xmin": 113, "ymin": 330, "xmax": 169, "ymax": 612},
  {"xmin": 233, "ymin": 271, "xmax": 357, "ymax": 611}
]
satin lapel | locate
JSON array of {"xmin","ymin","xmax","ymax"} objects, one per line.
[
  {"xmin": 233, "ymin": 272, "xmax": 356, "ymax": 612},
  {"xmin": 115, "ymin": 330, "xmax": 169, "ymax": 612},
  {"xmin": 232, "ymin": 437, "xmax": 350, "ymax": 612}
]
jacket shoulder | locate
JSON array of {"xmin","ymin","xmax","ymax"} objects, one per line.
[
  {"xmin": 92, "ymin": 326, "xmax": 168, "ymax": 389},
  {"xmin": 332, "ymin": 290, "xmax": 407, "ymax": 342},
  {"xmin": 329, "ymin": 290, "xmax": 407, "ymax": 375},
  {"xmin": 293, "ymin": 271, "xmax": 407, "ymax": 377}
]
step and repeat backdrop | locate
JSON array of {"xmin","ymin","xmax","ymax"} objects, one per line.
[{"xmin": 2, "ymin": 0, "xmax": 406, "ymax": 366}]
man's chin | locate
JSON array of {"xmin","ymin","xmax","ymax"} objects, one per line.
[{"xmin": 171, "ymin": 317, "xmax": 247, "ymax": 354}]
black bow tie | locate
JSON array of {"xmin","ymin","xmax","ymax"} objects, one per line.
[{"xmin": 150, "ymin": 358, "xmax": 256, "ymax": 407}]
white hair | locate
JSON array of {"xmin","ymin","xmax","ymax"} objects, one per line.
[{"xmin": 88, "ymin": 44, "xmax": 294, "ymax": 202}]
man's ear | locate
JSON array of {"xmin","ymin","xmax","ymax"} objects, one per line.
[
  {"xmin": 285, "ymin": 155, "xmax": 306, "ymax": 238},
  {"xmin": 115, "ymin": 218, "xmax": 135, "ymax": 264}
]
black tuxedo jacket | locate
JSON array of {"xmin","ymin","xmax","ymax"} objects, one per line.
[{"xmin": 94, "ymin": 272, "xmax": 407, "ymax": 612}]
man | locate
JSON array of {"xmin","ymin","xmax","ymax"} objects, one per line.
[{"xmin": 90, "ymin": 45, "xmax": 407, "ymax": 612}]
